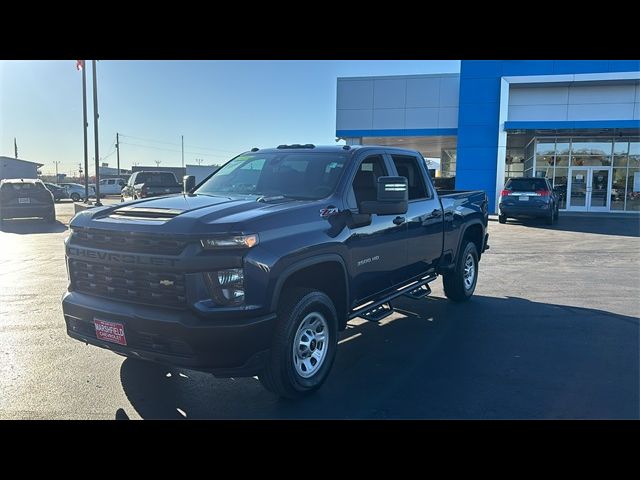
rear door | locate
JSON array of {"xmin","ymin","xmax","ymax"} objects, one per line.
[{"xmin": 388, "ymin": 152, "xmax": 444, "ymax": 279}]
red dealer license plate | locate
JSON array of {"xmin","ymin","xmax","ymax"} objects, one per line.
[{"xmin": 94, "ymin": 319, "xmax": 127, "ymax": 346}]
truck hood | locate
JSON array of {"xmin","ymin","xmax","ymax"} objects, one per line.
[{"xmin": 70, "ymin": 193, "xmax": 315, "ymax": 234}]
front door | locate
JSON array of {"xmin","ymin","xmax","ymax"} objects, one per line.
[{"xmin": 567, "ymin": 167, "xmax": 611, "ymax": 212}]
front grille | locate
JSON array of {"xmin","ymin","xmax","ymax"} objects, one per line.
[
  {"xmin": 71, "ymin": 228, "xmax": 188, "ymax": 255},
  {"xmin": 70, "ymin": 260, "xmax": 186, "ymax": 308}
]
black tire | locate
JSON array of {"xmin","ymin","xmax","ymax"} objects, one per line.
[
  {"xmin": 443, "ymin": 241, "xmax": 479, "ymax": 302},
  {"xmin": 498, "ymin": 214, "xmax": 507, "ymax": 224},
  {"xmin": 70, "ymin": 192, "xmax": 81, "ymax": 202},
  {"xmin": 545, "ymin": 207, "xmax": 555, "ymax": 225},
  {"xmin": 260, "ymin": 288, "xmax": 338, "ymax": 399}
]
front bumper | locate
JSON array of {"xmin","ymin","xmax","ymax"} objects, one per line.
[{"xmin": 62, "ymin": 291, "xmax": 276, "ymax": 376}]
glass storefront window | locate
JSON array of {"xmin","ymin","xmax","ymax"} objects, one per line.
[
  {"xmin": 555, "ymin": 156, "xmax": 569, "ymax": 167},
  {"xmin": 613, "ymin": 155, "xmax": 628, "ymax": 167},
  {"xmin": 571, "ymin": 140, "xmax": 613, "ymax": 156},
  {"xmin": 629, "ymin": 141, "xmax": 640, "ymax": 168},
  {"xmin": 525, "ymin": 141, "xmax": 534, "ymax": 161},
  {"xmin": 611, "ymin": 168, "xmax": 627, "ymax": 210},
  {"xmin": 553, "ymin": 168, "xmax": 568, "ymax": 209},
  {"xmin": 627, "ymin": 168, "xmax": 640, "ymax": 211},
  {"xmin": 571, "ymin": 155, "xmax": 611, "ymax": 167},
  {"xmin": 536, "ymin": 140, "xmax": 556, "ymax": 156},
  {"xmin": 556, "ymin": 139, "xmax": 571, "ymax": 155},
  {"xmin": 613, "ymin": 140, "xmax": 629, "ymax": 156}
]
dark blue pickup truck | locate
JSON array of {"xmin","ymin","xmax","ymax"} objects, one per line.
[{"xmin": 63, "ymin": 144, "xmax": 489, "ymax": 398}]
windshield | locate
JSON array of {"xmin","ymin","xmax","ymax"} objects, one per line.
[{"xmin": 195, "ymin": 152, "xmax": 349, "ymax": 199}]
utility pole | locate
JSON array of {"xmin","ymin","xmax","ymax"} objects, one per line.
[
  {"xmin": 54, "ymin": 161, "xmax": 60, "ymax": 181},
  {"xmin": 155, "ymin": 160, "xmax": 162, "ymax": 167},
  {"xmin": 92, "ymin": 60, "xmax": 102, "ymax": 206},
  {"xmin": 181, "ymin": 135, "xmax": 184, "ymax": 168},
  {"xmin": 116, "ymin": 132, "xmax": 120, "ymax": 175},
  {"xmin": 78, "ymin": 163, "xmax": 83, "ymax": 179},
  {"xmin": 195, "ymin": 158, "xmax": 203, "ymax": 165},
  {"xmin": 80, "ymin": 60, "xmax": 89, "ymax": 203},
  {"xmin": 14, "ymin": 138, "xmax": 18, "ymax": 158}
]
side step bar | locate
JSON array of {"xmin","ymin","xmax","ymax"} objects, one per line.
[{"xmin": 349, "ymin": 274, "xmax": 437, "ymax": 322}]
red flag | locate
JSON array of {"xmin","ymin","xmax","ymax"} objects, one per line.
[{"xmin": 76, "ymin": 60, "xmax": 85, "ymax": 71}]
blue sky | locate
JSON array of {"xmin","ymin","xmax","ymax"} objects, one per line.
[{"xmin": 0, "ymin": 60, "xmax": 460, "ymax": 176}]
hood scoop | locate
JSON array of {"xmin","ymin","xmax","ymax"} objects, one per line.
[{"xmin": 110, "ymin": 206, "xmax": 185, "ymax": 220}]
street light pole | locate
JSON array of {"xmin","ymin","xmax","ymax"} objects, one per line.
[
  {"xmin": 181, "ymin": 135, "xmax": 184, "ymax": 168},
  {"xmin": 92, "ymin": 60, "xmax": 102, "ymax": 206},
  {"xmin": 116, "ymin": 132, "xmax": 120, "ymax": 175},
  {"xmin": 81, "ymin": 62, "xmax": 89, "ymax": 203}
]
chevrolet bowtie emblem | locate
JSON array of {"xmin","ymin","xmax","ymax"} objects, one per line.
[{"xmin": 159, "ymin": 279, "xmax": 174, "ymax": 287}]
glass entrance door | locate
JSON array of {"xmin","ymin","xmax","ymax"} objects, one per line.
[{"xmin": 567, "ymin": 167, "xmax": 611, "ymax": 211}]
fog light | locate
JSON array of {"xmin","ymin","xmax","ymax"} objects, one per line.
[{"xmin": 203, "ymin": 268, "xmax": 244, "ymax": 306}]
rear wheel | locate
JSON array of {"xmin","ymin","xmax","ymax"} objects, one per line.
[
  {"xmin": 260, "ymin": 288, "xmax": 338, "ymax": 399},
  {"xmin": 70, "ymin": 192, "xmax": 80, "ymax": 202},
  {"xmin": 545, "ymin": 206, "xmax": 555, "ymax": 225},
  {"xmin": 498, "ymin": 214, "xmax": 507, "ymax": 224},
  {"xmin": 443, "ymin": 241, "xmax": 479, "ymax": 302}
]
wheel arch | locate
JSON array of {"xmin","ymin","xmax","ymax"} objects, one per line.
[{"xmin": 271, "ymin": 254, "xmax": 350, "ymax": 330}]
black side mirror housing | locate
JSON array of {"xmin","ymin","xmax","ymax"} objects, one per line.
[
  {"xmin": 183, "ymin": 175, "xmax": 196, "ymax": 194},
  {"xmin": 359, "ymin": 176, "xmax": 408, "ymax": 215}
]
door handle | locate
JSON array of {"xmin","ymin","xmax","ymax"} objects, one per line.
[{"xmin": 393, "ymin": 216, "xmax": 405, "ymax": 225}]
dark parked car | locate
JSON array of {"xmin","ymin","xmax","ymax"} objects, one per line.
[
  {"xmin": 0, "ymin": 178, "xmax": 56, "ymax": 224},
  {"xmin": 499, "ymin": 177, "xmax": 559, "ymax": 225},
  {"xmin": 44, "ymin": 183, "xmax": 69, "ymax": 202},
  {"xmin": 63, "ymin": 144, "xmax": 489, "ymax": 398},
  {"xmin": 121, "ymin": 171, "xmax": 182, "ymax": 201}
]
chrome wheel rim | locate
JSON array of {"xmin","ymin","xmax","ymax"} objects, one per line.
[
  {"xmin": 463, "ymin": 253, "xmax": 475, "ymax": 290},
  {"xmin": 292, "ymin": 312, "xmax": 329, "ymax": 378}
]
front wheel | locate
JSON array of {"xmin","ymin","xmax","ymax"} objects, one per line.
[
  {"xmin": 70, "ymin": 192, "xmax": 81, "ymax": 202},
  {"xmin": 498, "ymin": 214, "xmax": 507, "ymax": 224},
  {"xmin": 443, "ymin": 241, "xmax": 479, "ymax": 302},
  {"xmin": 259, "ymin": 288, "xmax": 338, "ymax": 399}
]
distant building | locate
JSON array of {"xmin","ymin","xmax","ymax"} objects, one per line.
[
  {"xmin": 99, "ymin": 165, "xmax": 131, "ymax": 177},
  {"xmin": 0, "ymin": 156, "xmax": 43, "ymax": 180},
  {"xmin": 131, "ymin": 165, "xmax": 186, "ymax": 180},
  {"xmin": 186, "ymin": 164, "xmax": 220, "ymax": 184}
]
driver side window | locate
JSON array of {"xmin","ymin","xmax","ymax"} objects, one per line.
[{"xmin": 349, "ymin": 155, "xmax": 388, "ymax": 211}]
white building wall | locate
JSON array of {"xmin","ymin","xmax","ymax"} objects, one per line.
[
  {"xmin": 336, "ymin": 74, "xmax": 460, "ymax": 132},
  {"xmin": 507, "ymin": 82, "xmax": 639, "ymax": 122}
]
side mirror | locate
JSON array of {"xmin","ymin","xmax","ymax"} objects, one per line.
[
  {"xmin": 183, "ymin": 175, "xmax": 196, "ymax": 193},
  {"xmin": 359, "ymin": 176, "xmax": 408, "ymax": 215}
]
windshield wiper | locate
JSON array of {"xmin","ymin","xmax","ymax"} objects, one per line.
[{"xmin": 256, "ymin": 193, "xmax": 316, "ymax": 202}]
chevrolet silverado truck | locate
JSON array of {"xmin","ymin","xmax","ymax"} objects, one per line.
[
  {"xmin": 121, "ymin": 171, "xmax": 183, "ymax": 201},
  {"xmin": 63, "ymin": 145, "xmax": 489, "ymax": 398}
]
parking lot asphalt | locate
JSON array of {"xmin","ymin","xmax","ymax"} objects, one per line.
[{"xmin": 0, "ymin": 203, "xmax": 638, "ymax": 419}]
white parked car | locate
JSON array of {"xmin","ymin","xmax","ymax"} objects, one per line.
[
  {"xmin": 98, "ymin": 178, "xmax": 127, "ymax": 195},
  {"xmin": 59, "ymin": 183, "xmax": 97, "ymax": 202}
]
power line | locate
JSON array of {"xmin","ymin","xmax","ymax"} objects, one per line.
[
  {"xmin": 119, "ymin": 141, "xmax": 231, "ymax": 158},
  {"xmin": 118, "ymin": 133, "xmax": 236, "ymax": 153}
]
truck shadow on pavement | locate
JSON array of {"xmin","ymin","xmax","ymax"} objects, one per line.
[
  {"xmin": 499, "ymin": 216, "xmax": 640, "ymax": 237},
  {"xmin": 0, "ymin": 219, "xmax": 67, "ymax": 234},
  {"xmin": 118, "ymin": 293, "xmax": 639, "ymax": 420}
]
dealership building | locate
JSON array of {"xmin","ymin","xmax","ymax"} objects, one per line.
[{"xmin": 336, "ymin": 60, "xmax": 640, "ymax": 214}]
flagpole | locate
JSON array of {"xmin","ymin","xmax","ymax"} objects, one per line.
[
  {"xmin": 92, "ymin": 60, "xmax": 102, "ymax": 207},
  {"xmin": 81, "ymin": 61, "xmax": 89, "ymax": 203}
]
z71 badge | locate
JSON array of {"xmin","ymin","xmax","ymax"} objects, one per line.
[{"xmin": 320, "ymin": 207, "xmax": 339, "ymax": 218}]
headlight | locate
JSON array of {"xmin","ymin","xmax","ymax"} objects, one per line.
[
  {"xmin": 201, "ymin": 234, "xmax": 258, "ymax": 249},
  {"xmin": 203, "ymin": 268, "xmax": 244, "ymax": 306}
]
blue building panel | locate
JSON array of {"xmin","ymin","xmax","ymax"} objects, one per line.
[
  {"xmin": 505, "ymin": 120, "xmax": 640, "ymax": 131},
  {"xmin": 336, "ymin": 128, "xmax": 458, "ymax": 138},
  {"xmin": 457, "ymin": 102, "xmax": 500, "ymax": 126},
  {"xmin": 456, "ymin": 125, "xmax": 499, "ymax": 148},
  {"xmin": 458, "ymin": 77, "xmax": 502, "ymax": 105},
  {"xmin": 459, "ymin": 60, "xmax": 503, "ymax": 78},
  {"xmin": 552, "ymin": 60, "xmax": 611, "ymax": 74},
  {"xmin": 500, "ymin": 60, "xmax": 555, "ymax": 76},
  {"xmin": 607, "ymin": 60, "xmax": 640, "ymax": 72}
]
